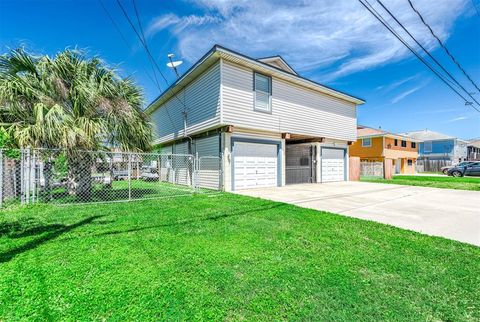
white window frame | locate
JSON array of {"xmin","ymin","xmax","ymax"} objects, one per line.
[
  {"xmin": 424, "ymin": 141, "xmax": 432, "ymax": 153},
  {"xmin": 253, "ymin": 72, "xmax": 272, "ymax": 113},
  {"xmin": 362, "ymin": 138, "xmax": 372, "ymax": 147}
]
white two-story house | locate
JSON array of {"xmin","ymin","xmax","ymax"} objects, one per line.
[{"xmin": 147, "ymin": 45, "xmax": 365, "ymax": 191}]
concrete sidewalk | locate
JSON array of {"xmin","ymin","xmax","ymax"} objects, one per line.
[{"xmin": 237, "ymin": 181, "xmax": 480, "ymax": 246}]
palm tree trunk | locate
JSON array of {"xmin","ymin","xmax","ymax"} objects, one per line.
[{"xmin": 67, "ymin": 153, "xmax": 93, "ymax": 200}]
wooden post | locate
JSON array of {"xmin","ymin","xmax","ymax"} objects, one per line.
[
  {"xmin": 349, "ymin": 157, "xmax": 360, "ymax": 181},
  {"xmin": 383, "ymin": 158, "xmax": 393, "ymax": 179}
]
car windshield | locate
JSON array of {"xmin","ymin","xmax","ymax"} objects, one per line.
[{"xmin": 457, "ymin": 162, "xmax": 469, "ymax": 166}]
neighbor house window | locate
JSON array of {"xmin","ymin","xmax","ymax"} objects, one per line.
[
  {"xmin": 362, "ymin": 138, "xmax": 372, "ymax": 147},
  {"xmin": 394, "ymin": 139, "xmax": 398, "ymax": 146},
  {"xmin": 401, "ymin": 140, "xmax": 407, "ymax": 147},
  {"xmin": 411, "ymin": 142, "xmax": 416, "ymax": 148},
  {"xmin": 254, "ymin": 72, "xmax": 272, "ymax": 112},
  {"xmin": 424, "ymin": 141, "xmax": 432, "ymax": 153},
  {"xmin": 408, "ymin": 159, "xmax": 413, "ymax": 166}
]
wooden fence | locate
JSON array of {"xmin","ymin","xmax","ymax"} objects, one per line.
[{"xmin": 416, "ymin": 159, "xmax": 452, "ymax": 173}]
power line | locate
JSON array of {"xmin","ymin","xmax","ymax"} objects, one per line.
[
  {"xmin": 357, "ymin": 0, "xmax": 479, "ymax": 112},
  {"xmin": 375, "ymin": 0, "xmax": 480, "ymax": 108},
  {"xmin": 130, "ymin": 0, "xmax": 186, "ymax": 112},
  {"xmin": 97, "ymin": 0, "xmax": 157, "ymax": 87},
  {"xmin": 115, "ymin": 0, "xmax": 189, "ymax": 132},
  {"xmin": 407, "ymin": 0, "xmax": 480, "ymax": 93},
  {"xmin": 98, "ymin": 0, "xmax": 178, "ymax": 130}
]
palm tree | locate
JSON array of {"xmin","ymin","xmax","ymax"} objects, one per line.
[{"xmin": 0, "ymin": 48, "xmax": 152, "ymax": 199}]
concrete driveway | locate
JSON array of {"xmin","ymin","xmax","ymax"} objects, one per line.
[{"xmin": 237, "ymin": 182, "xmax": 480, "ymax": 246}]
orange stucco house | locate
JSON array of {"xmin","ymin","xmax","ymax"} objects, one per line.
[{"xmin": 350, "ymin": 126, "xmax": 421, "ymax": 174}]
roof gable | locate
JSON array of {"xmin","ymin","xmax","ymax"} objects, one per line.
[{"xmin": 257, "ymin": 56, "xmax": 297, "ymax": 75}]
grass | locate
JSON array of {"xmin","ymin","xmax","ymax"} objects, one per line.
[
  {"xmin": 362, "ymin": 175, "xmax": 480, "ymax": 191},
  {"xmin": 1, "ymin": 180, "xmax": 200, "ymax": 207},
  {"xmin": 1, "ymin": 194, "xmax": 479, "ymax": 321}
]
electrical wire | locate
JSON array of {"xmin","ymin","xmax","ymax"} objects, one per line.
[
  {"xmin": 407, "ymin": 0, "xmax": 480, "ymax": 93},
  {"xmin": 358, "ymin": 0, "xmax": 479, "ymax": 112},
  {"xmin": 97, "ymin": 0, "xmax": 157, "ymax": 87},
  {"xmin": 376, "ymin": 0, "xmax": 480, "ymax": 107}
]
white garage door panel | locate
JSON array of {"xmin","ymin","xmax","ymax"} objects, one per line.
[
  {"xmin": 234, "ymin": 142, "xmax": 278, "ymax": 190},
  {"xmin": 321, "ymin": 148, "xmax": 345, "ymax": 182}
]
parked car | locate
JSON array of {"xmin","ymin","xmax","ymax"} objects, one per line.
[
  {"xmin": 113, "ymin": 170, "xmax": 129, "ymax": 181},
  {"xmin": 441, "ymin": 161, "xmax": 475, "ymax": 175},
  {"xmin": 447, "ymin": 162, "xmax": 480, "ymax": 177},
  {"xmin": 140, "ymin": 166, "xmax": 159, "ymax": 181}
]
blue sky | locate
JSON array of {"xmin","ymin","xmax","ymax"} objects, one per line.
[{"xmin": 1, "ymin": 0, "xmax": 479, "ymax": 139}]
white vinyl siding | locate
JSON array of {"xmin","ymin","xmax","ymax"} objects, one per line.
[
  {"xmin": 151, "ymin": 62, "xmax": 221, "ymax": 144},
  {"xmin": 254, "ymin": 73, "xmax": 272, "ymax": 112},
  {"xmin": 221, "ymin": 61, "xmax": 357, "ymax": 141},
  {"xmin": 194, "ymin": 135, "xmax": 220, "ymax": 157},
  {"xmin": 173, "ymin": 140, "xmax": 189, "ymax": 154}
]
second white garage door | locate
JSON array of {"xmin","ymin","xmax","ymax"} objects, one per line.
[
  {"xmin": 321, "ymin": 148, "xmax": 345, "ymax": 182},
  {"xmin": 234, "ymin": 141, "xmax": 278, "ymax": 190}
]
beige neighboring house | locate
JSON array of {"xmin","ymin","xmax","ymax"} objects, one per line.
[{"xmin": 146, "ymin": 45, "xmax": 365, "ymax": 191}]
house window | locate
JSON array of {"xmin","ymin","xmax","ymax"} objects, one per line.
[
  {"xmin": 424, "ymin": 141, "xmax": 432, "ymax": 153},
  {"xmin": 394, "ymin": 139, "xmax": 398, "ymax": 146},
  {"xmin": 362, "ymin": 138, "xmax": 372, "ymax": 147},
  {"xmin": 408, "ymin": 159, "xmax": 413, "ymax": 166},
  {"xmin": 401, "ymin": 140, "xmax": 407, "ymax": 147},
  {"xmin": 254, "ymin": 72, "xmax": 272, "ymax": 112},
  {"xmin": 411, "ymin": 142, "xmax": 416, "ymax": 149}
]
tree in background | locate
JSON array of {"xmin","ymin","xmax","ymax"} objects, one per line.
[{"xmin": 0, "ymin": 48, "xmax": 152, "ymax": 199}]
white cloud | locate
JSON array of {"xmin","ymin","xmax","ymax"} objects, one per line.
[
  {"xmin": 390, "ymin": 81, "xmax": 429, "ymax": 103},
  {"xmin": 377, "ymin": 74, "xmax": 421, "ymax": 92},
  {"xmin": 146, "ymin": 14, "xmax": 221, "ymax": 37},
  {"xmin": 147, "ymin": 0, "xmax": 468, "ymax": 82},
  {"xmin": 444, "ymin": 116, "xmax": 469, "ymax": 123}
]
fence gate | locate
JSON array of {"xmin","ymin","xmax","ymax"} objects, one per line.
[{"xmin": 286, "ymin": 144, "xmax": 316, "ymax": 184}]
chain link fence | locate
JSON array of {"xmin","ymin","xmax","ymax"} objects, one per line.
[{"xmin": 0, "ymin": 148, "xmax": 223, "ymax": 208}]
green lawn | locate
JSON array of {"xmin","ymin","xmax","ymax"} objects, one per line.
[
  {"xmin": 1, "ymin": 194, "xmax": 479, "ymax": 321},
  {"xmin": 362, "ymin": 175, "xmax": 480, "ymax": 191},
  {"xmin": 1, "ymin": 179, "xmax": 202, "ymax": 207}
]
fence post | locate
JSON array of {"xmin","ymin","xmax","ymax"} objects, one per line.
[
  {"xmin": 220, "ymin": 152, "xmax": 224, "ymax": 191},
  {"xmin": 128, "ymin": 153, "xmax": 132, "ymax": 201},
  {"xmin": 20, "ymin": 149, "xmax": 24, "ymax": 205},
  {"xmin": 31, "ymin": 149, "xmax": 36, "ymax": 204},
  {"xmin": 192, "ymin": 154, "xmax": 197, "ymax": 191}
]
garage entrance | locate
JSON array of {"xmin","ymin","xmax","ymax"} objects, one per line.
[
  {"xmin": 232, "ymin": 140, "xmax": 279, "ymax": 190},
  {"xmin": 321, "ymin": 147, "xmax": 346, "ymax": 182},
  {"xmin": 286, "ymin": 144, "xmax": 316, "ymax": 184}
]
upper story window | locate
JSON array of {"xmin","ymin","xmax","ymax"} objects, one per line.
[
  {"xmin": 411, "ymin": 142, "xmax": 416, "ymax": 149},
  {"xmin": 424, "ymin": 141, "xmax": 432, "ymax": 153},
  {"xmin": 362, "ymin": 138, "xmax": 372, "ymax": 147},
  {"xmin": 401, "ymin": 140, "xmax": 407, "ymax": 147},
  {"xmin": 254, "ymin": 72, "xmax": 272, "ymax": 112},
  {"xmin": 394, "ymin": 139, "xmax": 398, "ymax": 146}
]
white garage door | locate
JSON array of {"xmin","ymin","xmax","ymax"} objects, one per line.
[
  {"xmin": 234, "ymin": 141, "xmax": 278, "ymax": 190},
  {"xmin": 321, "ymin": 148, "xmax": 345, "ymax": 182}
]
